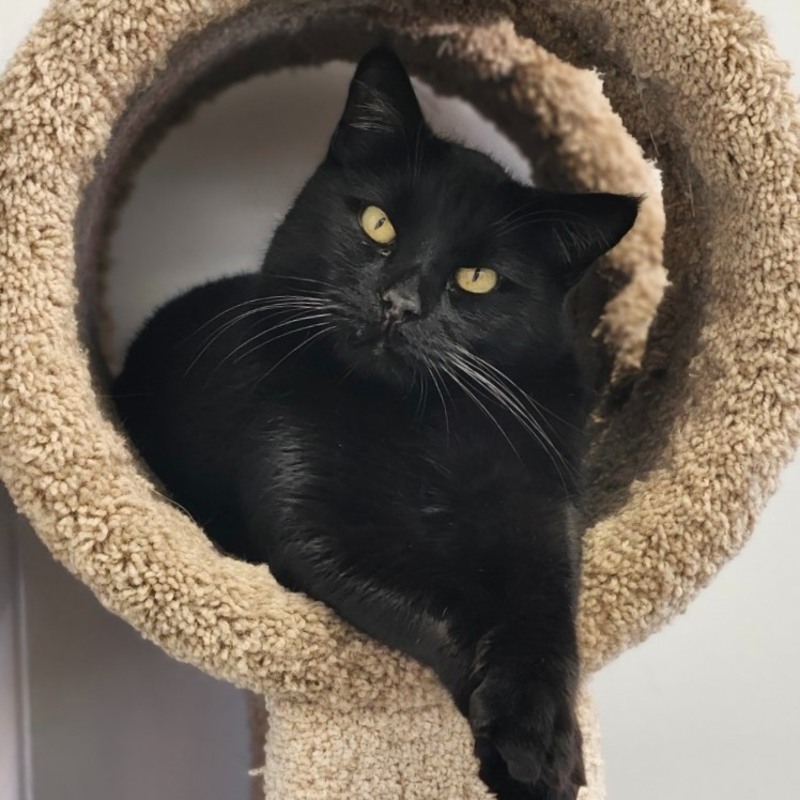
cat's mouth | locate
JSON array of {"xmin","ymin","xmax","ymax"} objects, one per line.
[
  {"xmin": 363, "ymin": 326, "xmax": 408, "ymax": 360},
  {"xmin": 336, "ymin": 318, "xmax": 420, "ymax": 381}
]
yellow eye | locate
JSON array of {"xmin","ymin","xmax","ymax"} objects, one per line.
[
  {"xmin": 360, "ymin": 205, "xmax": 396, "ymax": 245},
  {"xmin": 454, "ymin": 267, "xmax": 499, "ymax": 294}
]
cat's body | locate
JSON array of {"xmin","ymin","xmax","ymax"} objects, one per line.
[
  {"xmin": 114, "ymin": 49, "xmax": 638, "ymax": 800},
  {"xmin": 115, "ymin": 269, "xmax": 585, "ymax": 692}
]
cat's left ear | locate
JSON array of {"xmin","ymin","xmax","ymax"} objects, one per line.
[
  {"xmin": 532, "ymin": 191, "xmax": 641, "ymax": 290},
  {"xmin": 328, "ymin": 48, "xmax": 426, "ymax": 163}
]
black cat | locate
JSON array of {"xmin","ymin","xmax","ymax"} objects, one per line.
[{"xmin": 113, "ymin": 49, "xmax": 638, "ymax": 799}]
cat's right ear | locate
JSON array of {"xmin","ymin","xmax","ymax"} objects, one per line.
[{"xmin": 328, "ymin": 48, "xmax": 426, "ymax": 164}]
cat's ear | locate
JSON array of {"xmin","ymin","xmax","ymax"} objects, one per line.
[
  {"xmin": 532, "ymin": 192, "xmax": 641, "ymax": 290},
  {"xmin": 328, "ymin": 48, "xmax": 425, "ymax": 163}
]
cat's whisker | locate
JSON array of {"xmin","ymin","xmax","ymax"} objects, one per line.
[
  {"xmin": 228, "ymin": 315, "xmax": 335, "ymax": 367},
  {"xmin": 183, "ymin": 294, "xmax": 330, "ymax": 342},
  {"xmin": 192, "ymin": 298, "xmax": 327, "ymax": 353},
  {"xmin": 447, "ymin": 351, "xmax": 575, "ymax": 485},
  {"xmin": 183, "ymin": 298, "xmax": 329, "ymax": 375},
  {"xmin": 439, "ymin": 362, "xmax": 521, "ymax": 461},
  {"xmin": 224, "ymin": 311, "xmax": 334, "ymax": 366},
  {"xmin": 428, "ymin": 363, "xmax": 451, "ymax": 444},
  {"xmin": 453, "ymin": 348, "xmax": 552, "ymax": 430},
  {"xmin": 452, "ymin": 356, "xmax": 561, "ymax": 456},
  {"xmin": 455, "ymin": 347, "xmax": 578, "ymax": 434},
  {"xmin": 413, "ymin": 369, "xmax": 427, "ymax": 422},
  {"xmin": 178, "ymin": 297, "xmax": 301, "ymax": 350},
  {"xmin": 254, "ymin": 324, "xmax": 337, "ymax": 387},
  {"xmin": 189, "ymin": 309, "xmax": 303, "ymax": 376}
]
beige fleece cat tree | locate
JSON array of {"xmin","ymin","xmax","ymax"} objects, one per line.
[{"xmin": 1, "ymin": 1, "xmax": 798, "ymax": 797}]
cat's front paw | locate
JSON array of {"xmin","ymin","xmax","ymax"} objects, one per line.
[{"xmin": 469, "ymin": 667, "xmax": 584, "ymax": 799}]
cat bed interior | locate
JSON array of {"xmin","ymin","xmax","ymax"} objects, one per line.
[{"xmin": 0, "ymin": 1, "xmax": 798, "ymax": 798}]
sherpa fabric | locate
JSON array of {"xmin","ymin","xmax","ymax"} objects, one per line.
[{"xmin": 0, "ymin": 1, "xmax": 797, "ymax": 798}]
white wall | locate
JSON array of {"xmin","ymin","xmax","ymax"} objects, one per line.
[{"xmin": 1, "ymin": 2, "xmax": 798, "ymax": 799}]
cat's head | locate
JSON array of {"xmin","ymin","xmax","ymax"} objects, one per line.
[{"xmin": 264, "ymin": 48, "xmax": 639, "ymax": 388}]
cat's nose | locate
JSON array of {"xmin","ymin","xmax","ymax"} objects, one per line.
[{"xmin": 381, "ymin": 287, "xmax": 421, "ymax": 326}]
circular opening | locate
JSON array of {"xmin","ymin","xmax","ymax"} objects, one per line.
[{"xmin": 61, "ymin": 8, "xmax": 670, "ymax": 694}]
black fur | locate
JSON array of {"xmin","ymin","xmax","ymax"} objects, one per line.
[{"xmin": 113, "ymin": 49, "xmax": 638, "ymax": 799}]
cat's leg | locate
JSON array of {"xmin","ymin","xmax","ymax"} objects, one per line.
[
  {"xmin": 468, "ymin": 622, "xmax": 584, "ymax": 800},
  {"xmin": 264, "ymin": 523, "xmax": 476, "ymax": 708},
  {"xmin": 466, "ymin": 532, "xmax": 585, "ymax": 800}
]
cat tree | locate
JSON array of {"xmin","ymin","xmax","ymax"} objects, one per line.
[{"xmin": 1, "ymin": 1, "xmax": 797, "ymax": 797}]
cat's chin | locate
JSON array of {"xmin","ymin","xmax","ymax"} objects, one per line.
[{"xmin": 333, "ymin": 329, "xmax": 419, "ymax": 390}]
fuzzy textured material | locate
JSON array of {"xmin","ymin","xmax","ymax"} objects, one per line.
[{"xmin": 1, "ymin": 1, "xmax": 798, "ymax": 798}]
